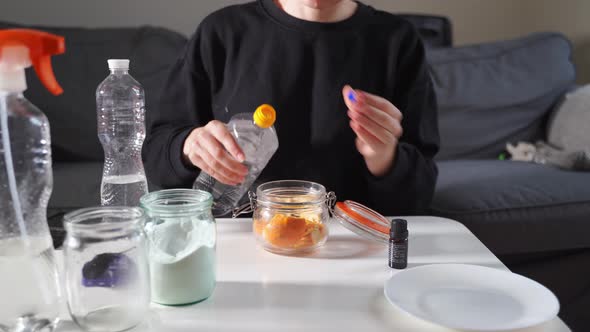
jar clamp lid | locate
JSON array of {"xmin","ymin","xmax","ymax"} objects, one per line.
[{"xmin": 332, "ymin": 200, "xmax": 390, "ymax": 243}]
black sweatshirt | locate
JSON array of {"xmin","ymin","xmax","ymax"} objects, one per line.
[{"xmin": 144, "ymin": 0, "xmax": 439, "ymax": 216}]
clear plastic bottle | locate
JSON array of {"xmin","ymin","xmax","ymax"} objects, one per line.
[
  {"xmin": 0, "ymin": 29, "xmax": 65, "ymax": 332},
  {"xmin": 193, "ymin": 105, "xmax": 278, "ymax": 217},
  {"xmin": 97, "ymin": 59, "xmax": 148, "ymax": 206}
]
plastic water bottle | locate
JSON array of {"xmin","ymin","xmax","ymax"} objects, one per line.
[
  {"xmin": 97, "ymin": 59, "xmax": 148, "ymax": 206},
  {"xmin": 193, "ymin": 105, "xmax": 278, "ymax": 217},
  {"xmin": 0, "ymin": 29, "xmax": 65, "ymax": 332}
]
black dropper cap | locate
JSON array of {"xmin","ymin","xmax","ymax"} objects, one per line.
[{"xmin": 390, "ymin": 219, "xmax": 408, "ymax": 240}]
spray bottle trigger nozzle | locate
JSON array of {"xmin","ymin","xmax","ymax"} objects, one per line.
[
  {"xmin": 0, "ymin": 29, "xmax": 65, "ymax": 95},
  {"xmin": 33, "ymin": 55, "xmax": 62, "ymax": 95}
]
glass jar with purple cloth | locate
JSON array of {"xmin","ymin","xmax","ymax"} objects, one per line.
[{"xmin": 63, "ymin": 207, "xmax": 150, "ymax": 332}]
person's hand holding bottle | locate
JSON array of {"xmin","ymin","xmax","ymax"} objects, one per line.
[{"xmin": 183, "ymin": 121, "xmax": 248, "ymax": 185}]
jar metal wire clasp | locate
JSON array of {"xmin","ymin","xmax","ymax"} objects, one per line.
[
  {"xmin": 232, "ymin": 191, "xmax": 257, "ymax": 218},
  {"xmin": 326, "ymin": 191, "xmax": 337, "ymax": 217}
]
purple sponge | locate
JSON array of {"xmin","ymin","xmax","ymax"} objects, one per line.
[{"xmin": 82, "ymin": 253, "xmax": 136, "ymax": 288}]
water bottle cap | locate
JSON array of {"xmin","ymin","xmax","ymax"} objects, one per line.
[
  {"xmin": 253, "ymin": 104, "xmax": 276, "ymax": 129},
  {"xmin": 108, "ymin": 59, "xmax": 130, "ymax": 70}
]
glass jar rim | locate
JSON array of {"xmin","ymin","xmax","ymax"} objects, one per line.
[
  {"xmin": 63, "ymin": 206, "xmax": 144, "ymax": 234},
  {"xmin": 255, "ymin": 180, "xmax": 327, "ymax": 208},
  {"xmin": 140, "ymin": 189, "xmax": 213, "ymax": 215}
]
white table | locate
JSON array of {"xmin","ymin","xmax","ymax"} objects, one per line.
[{"xmin": 55, "ymin": 217, "xmax": 570, "ymax": 332}]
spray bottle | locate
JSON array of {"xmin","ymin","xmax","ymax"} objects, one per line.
[{"xmin": 0, "ymin": 29, "xmax": 65, "ymax": 332}]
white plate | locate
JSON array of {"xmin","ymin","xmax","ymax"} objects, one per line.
[{"xmin": 384, "ymin": 264, "xmax": 559, "ymax": 331}]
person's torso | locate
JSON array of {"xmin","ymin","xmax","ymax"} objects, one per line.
[{"xmin": 201, "ymin": 0, "xmax": 410, "ymax": 199}]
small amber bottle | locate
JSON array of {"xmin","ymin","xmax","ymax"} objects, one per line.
[{"xmin": 388, "ymin": 219, "xmax": 408, "ymax": 269}]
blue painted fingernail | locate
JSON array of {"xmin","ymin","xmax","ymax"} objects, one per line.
[{"xmin": 348, "ymin": 91, "xmax": 357, "ymax": 103}]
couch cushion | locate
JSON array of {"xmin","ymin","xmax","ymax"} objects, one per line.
[
  {"xmin": 47, "ymin": 162, "xmax": 102, "ymax": 247},
  {"xmin": 0, "ymin": 21, "xmax": 187, "ymax": 162},
  {"xmin": 427, "ymin": 33, "xmax": 576, "ymax": 160},
  {"xmin": 431, "ymin": 160, "xmax": 590, "ymax": 254},
  {"xmin": 547, "ymin": 84, "xmax": 590, "ymax": 151},
  {"xmin": 49, "ymin": 162, "xmax": 102, "ymax": 208}
]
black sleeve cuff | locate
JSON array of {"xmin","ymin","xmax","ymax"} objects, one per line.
[
  {"xmin": 365, "ymin": 143, "xmax": 411, "ymax": 191},
  {"xmin": 169, "ymin": 126, "xmax": 200, "ymax": 186}
]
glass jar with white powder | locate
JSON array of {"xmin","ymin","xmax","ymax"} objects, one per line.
[{"xmin": 140, "ymin": 189, "xmax": 216, "ymax": 305}]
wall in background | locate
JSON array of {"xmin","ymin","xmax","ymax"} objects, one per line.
[
  {"xmin": 2, "ymin": 0, "xmax": 589, "ymax": 82},
  {"xmin": 524, "ymin": 0, "xmax": 590, "ymax": 84}
]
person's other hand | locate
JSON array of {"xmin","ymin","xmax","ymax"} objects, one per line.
[
  {"xmin": 343, "ymin": 85, "xmax": 403, "ymax": 177},
  {"xmin": 183, "ymin": 120, "xmax": 248, "ymax": 185}
]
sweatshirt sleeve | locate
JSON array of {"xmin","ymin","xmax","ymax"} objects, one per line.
[
  {"xmin": 143, "ymin": 27, "xmax": 214, "ymax": 189},
  {"xmin": 365, "ymin": 25, "xmax": 440, "ymax": 215}
]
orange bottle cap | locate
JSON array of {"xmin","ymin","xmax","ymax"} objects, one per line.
[{"xmin": 253, "ymin": 104, "xmax": 276, "ymax": 128}]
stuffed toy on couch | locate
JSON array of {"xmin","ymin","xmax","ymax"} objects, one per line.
[{"xmin": 507, "ymin": 85, "xmax": 590, "ymax": 171}]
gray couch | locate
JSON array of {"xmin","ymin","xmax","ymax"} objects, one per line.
[
  {"xmin": 428, "ymin": 32, "xmax": 590, "ymax": 256},
  {"xmin": 3, "ymin": 16, "xmax": 589, "ymax": 330}
]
